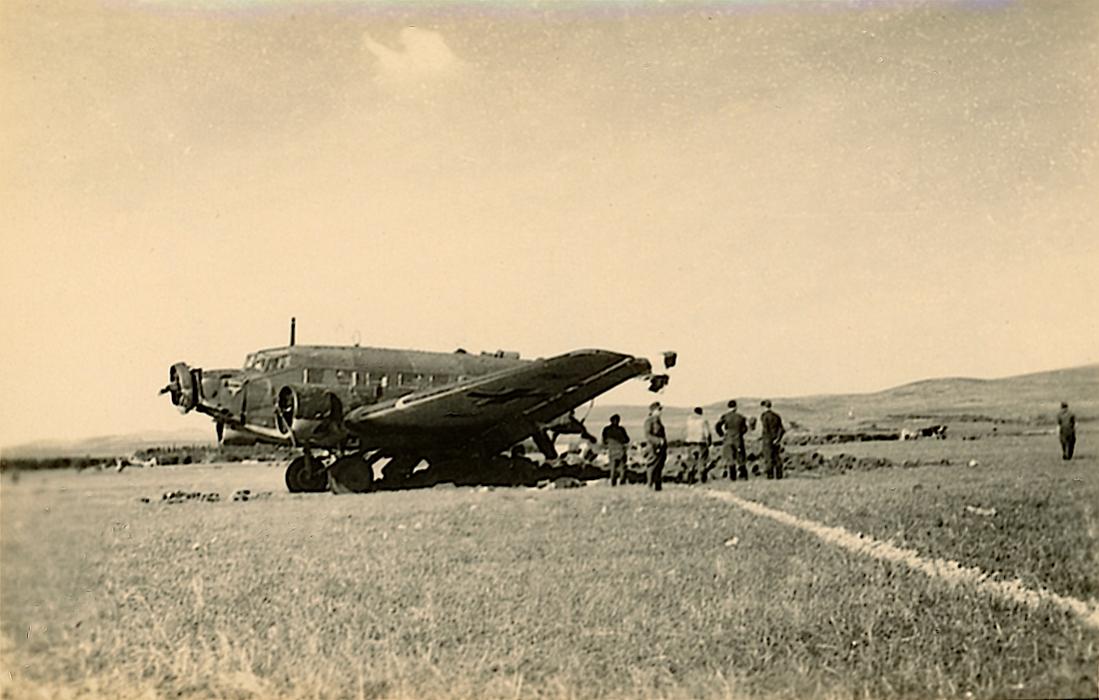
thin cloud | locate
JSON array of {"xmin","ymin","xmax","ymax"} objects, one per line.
[{"xmin": 363, "ymin": 27, "xmax": 464, "ymax": 88}]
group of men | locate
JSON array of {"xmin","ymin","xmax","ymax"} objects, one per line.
[
  {"xmin": 599, "ymin": 400, "xmax": 1081, "ymax": 488},
  {"xmin": 600, "ymin": 400, "xmax": 787, "ymax": 490}
]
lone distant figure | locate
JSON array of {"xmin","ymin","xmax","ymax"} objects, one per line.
[
  {"xmin": 760, "ymin": 400, "xmax": 785, "ymax": 479},
  {"xmin": 601, "ymin": 414, "xmax": 630, "ymax": 486},
  {"xmin": 716, "ymin": 400, "xmax": 749, "ymax": 481},
  {"xmin": 684, "ymin": 407, "xmax": 712, "ymax": 484},
  {"xmin": 1057, "ymin": 402, "xmax": 1076, "ymax": 461},
  {"xmin": 644, "ymin": 402, "xmax": 668, "ymax": 491}
]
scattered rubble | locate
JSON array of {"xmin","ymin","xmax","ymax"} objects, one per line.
[
  {"xmin": 780, "ymin": 452, "xmax": 896, "ymax": 474},
  {"xmin": 138, "ymin": 489, "xmax": 271, "ymax": 504},
  {"xmin": 538, "ymin": 476, "xmax": 584, "ymax": 489},
  {"xmin": 964, "ymin": 505, "xmax": 997, "ymax": 517},
  {"xmin": 231, "ymin": 489, "xmax": 272, "ymax": 502},
  {"xmin": 154, "ymin": 490, "xmax": 221, "ymax": 504},
  {"xmin": 785, "ymin": 431, "xmax": 901, "ymax": 446}
]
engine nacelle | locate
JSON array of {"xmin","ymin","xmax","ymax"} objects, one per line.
[
  {"xmin": 165, "ymin": 362, "xmax": 199, "ymax": 414},
  {"xmin": 276, "ymin": 385, "xmax": 345, "ymax": 444}
]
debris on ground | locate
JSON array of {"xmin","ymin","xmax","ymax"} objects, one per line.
[
  {"xmin": 138, "ymin": 489, "xmax": 272, "ymax": 504},
  {"xmin": 964, "ymin": 505, "xmax": 997, "ymax": 517},
  {"xmin": 538, "ymin": 476, "xmax": 584, "ymax": 489},
  {"xmin": 156, "ymin": 491, "xmax": 221, "ymax": 504},
  {"xmin": 779, "ymin": 451, "xmax": 898, "ymax": 474},
  {"xmin": 231, "ymin": 489, "xmax": 272, "ymax": 502}
]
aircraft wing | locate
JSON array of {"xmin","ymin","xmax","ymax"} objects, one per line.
[{"xmin": 342, "ymin": 349, "xmax": 653, "ymax": 453}]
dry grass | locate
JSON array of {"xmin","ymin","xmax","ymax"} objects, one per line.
[
  {"xmin": 777, "ymin": 432, "xmax": 1099, "ymax": 600},
  {"xmin": 2, "ymin": 431, "xmax": 1097, "ymax": 699}
]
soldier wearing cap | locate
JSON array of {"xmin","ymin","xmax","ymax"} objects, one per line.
[
  {"xmin": 1057, "ymin": 401, "xmax": 1076, "ymax": 461},
  {"xmin": 759, "ymin": 400, "xmax": 786, "ymax": 479},
  {"xmin": 644, "ymin": 401, "xmax": 668, "ymax": 491},
  {"xmin": 601, "ymin": 414, "xmax": 631, "ymax": 486},
  {"xmin": 716, "ymin": 399, "xmax": 749, "ymax": 480}
]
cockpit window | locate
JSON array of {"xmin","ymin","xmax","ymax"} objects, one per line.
[{"xmin": 245, "ymin": 354, "xmax": 288, "ymax": 372}]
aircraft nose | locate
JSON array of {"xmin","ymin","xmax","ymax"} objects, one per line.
[{"xmin": 160, "ymin": 362, "xmax": 199, "ymax": 414}]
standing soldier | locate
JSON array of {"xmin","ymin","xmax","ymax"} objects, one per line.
[
  {"xmin": 716, "ymin": 400, "xmax": 749, "ymax": 480},
  {"xmin": 601, "ymin": 414, "xmax": 631, "ymax": 486},
  {"xmin": 1057, "ymin": 402, "xmax": 1076, "ymax": 461},
  {"xmin": 759, "ymin": 400, "xmax": 786, "ymax": 479},
  {"xmin": 684, "ymin": 407, "xmax": 713, "ymax": 484},
  {"xmin": 644, "ymin": 402, "xmax": 668, "ymax": 491}
]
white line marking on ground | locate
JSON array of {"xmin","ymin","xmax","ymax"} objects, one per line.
[{"xmin": 706, "ymin": 490, "xmax": 1099, "ymax": 631}]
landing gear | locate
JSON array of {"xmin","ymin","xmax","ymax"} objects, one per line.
[
  {"xmin": 285, "ymin": 454, "xmax": 328, "ymax": 493},
  {"xmin": 381, "ymin": 455, "xmax": 420, "ymax": 485},
  {"xmin": 328, "ymin": 452, "xmax": 382, "ymax": 494},
  {"xmin": 531, "ymin": 430, "xmax": 558, "ymax": 461}
]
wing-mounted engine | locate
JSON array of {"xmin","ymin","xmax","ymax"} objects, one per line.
[{"xmin": 275, "ymin": 384, "xmax": 347, "ymax": 446}]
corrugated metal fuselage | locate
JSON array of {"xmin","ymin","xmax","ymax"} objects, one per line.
[{"xmin": 188, "ymin": 345, "xmax": 529, "ymax": 450}]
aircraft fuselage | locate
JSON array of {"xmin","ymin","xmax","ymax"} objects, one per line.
[{"xmin": 167, "ymin": 344, "xmax": 530, "ymax": 450}]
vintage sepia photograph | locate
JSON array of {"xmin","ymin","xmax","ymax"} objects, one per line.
[{"xmin": 2, "ymin": 0, "xmax": 1097, "ymax": 698}]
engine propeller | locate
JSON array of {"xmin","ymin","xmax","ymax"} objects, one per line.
[
  {"xmin": 275, "ymin": 385, "xmax": 346, "ymax": 445},
  {"xmin": 160, "ymin": 362, "xmax": 199, "ymax": 414}
]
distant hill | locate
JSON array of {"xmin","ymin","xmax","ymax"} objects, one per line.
[
  {"xmin": 4, "ymin": 364, "xmax": 1095, "ymax": 458},
  {"xmin": 587, "ymin": 363, "xmax": 1099, "ymax": 442},
  {"xmin": 2, "ymin": 426, "xmax": 216, "ymax": 459}
]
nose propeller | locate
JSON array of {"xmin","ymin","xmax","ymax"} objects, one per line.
[{"xmin": 161, "ymin": 362, "xmax": 199, "ymax": 414}]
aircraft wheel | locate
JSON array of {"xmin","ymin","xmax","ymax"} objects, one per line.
[
  {"xmin": 381, "ymin": 455, "xmax": 420, "ymax": 485},
  {"xmin": 285, "ymin": 456, "xmax": 328, "ymax": 493},
  {"xmin": 328, "ymin": 453, "xmax": 376, "ymax": 494}
]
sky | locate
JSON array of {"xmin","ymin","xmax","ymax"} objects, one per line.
[{"xmin": 2, "ymin": 0, "xmax": 1097, "ymax": 444}]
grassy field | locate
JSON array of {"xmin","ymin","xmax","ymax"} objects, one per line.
[{"xmin": 2, "ymin": 430, "xmax": 1097, "ymax": 699}]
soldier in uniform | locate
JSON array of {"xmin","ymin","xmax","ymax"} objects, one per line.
[
  {"xmin": 1057, "ymin": 402, "xmax": 1076, "ymax": 461},
  {"xmin": 644, "ymin": 401, "xmax": 667, "ymax": 491},
  {"xmin": 601, "ymin": 414, "xmax": 631, "ymax": 485},
  {"xmin": 684, "ymin": 407, "xmax": 712, "ymax": 484},
  {"xmin": 716, "ymin": 400, "xmax": 749, "ymax": 480},
  {"xmin": 759, "ymin": 400, "xmax": 786, "ymax": 479}
]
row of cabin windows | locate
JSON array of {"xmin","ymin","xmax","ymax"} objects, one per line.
[{"xmin": 302, "ymin": 369, "xmax": 467, "ymax": 388}]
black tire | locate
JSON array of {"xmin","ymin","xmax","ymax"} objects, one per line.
[
  {"xmin": 285, "ymin": 456, "xmax": 328, "ymax": 493},
  {"xmin": 379, "ymin": 455, "xmax": 419, "ymax": 487},
  {"xmin": 328, "ymin": 453, "xmax": 379, "ymax": 494}
]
